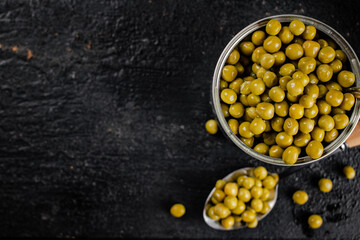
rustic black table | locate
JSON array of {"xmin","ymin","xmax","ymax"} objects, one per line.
[{"xmin": 1, "ymin": 0, "xmax": 360, "ymax": 238}]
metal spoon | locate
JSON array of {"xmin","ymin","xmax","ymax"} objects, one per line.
[{"xmin": 203, "ymin": 167, "xmax": 279, "ymax": 230}]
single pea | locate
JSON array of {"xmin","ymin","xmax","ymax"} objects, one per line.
[
  {"xmin": 340, "ymin": 93, "xmax": 355, "ymax": 110},
  {"xmin": 260, "ymin": 53, "xmax": 275, "ymax": 69},
  {"xmin": 282, "ymin": 146, "xmax": 299, "ymax": 165},
  {"xmin": 343, "ymin": 166, "xmax": 356, "ymax": 179},
  {"xmin": 294, "ymin": 132, "xmax": 311, "ymax": 147},
  {"xmin": 293, "ymin": 190, "xmax": 309, "ymax": 205},
  {"xmin": 263, "ymin": 71, "xmax": 278, "ymax": 88},
  {"xmin": 221, "ymin": 216, "xmax": 235, "ymax": 228},
  {"xmin": 222, "ymin": 65, "xmax": 238, "ymax": 82},
  {"xmin": 278, "ymin": 26, "xmax": 294, "ymax": 44},
  {"xmin": 228, "ymin": 119, "xmax": 239, "ymax": 134},
  {"xmin": 241, "ymin": 210, "xmax": 256, "ymax": 223},
  {"xmin": 287, "ymin": 79, "xmax": 304, "ymax": 97},
  {"xmin": 285, "ymin": 43, "xmax": 304, "ymax": 60},
  {"xmin": 247, "ymin": 94, "xmax": 262, "ymax": 107},
  {"xmin": 226, "ymin": 49, "xmax": 240, "ymax": 65},
  {"xmin": 273, "ymin": 51, "xmax": 286, "ymax": 66},
  {"xmin": 240, "ymin": 81, "xmax": 251, "ymax": 95},
  {"xmin": 235, "ymin": 62, "xmax": 245, "ymax": 75},
  {"xmin": 221, "ymin": 88, "xmax": 237, "ymax": 104},
  {"xmin": 318, "ymin": 178, "xmax": 333, "ymax": 193},
  {"xmin": 207, "ymin": 206, "xmax": 220, "ymax": 220},
  {"xmin": 256, "ymin": 102, "xmax": 275, "ymax": 120},
  {"xmin": 306, "ymin": 140, "xmax": 324, "ymax": 159},
  {"xmin": 261, "ymin": 91, "xmax": 272, "ymax": 103},
  {"xmin": 289, "ymin": 20, "xmax": 305, "ymax": 35},
  {"xmin": 229, "ymin": 78, "xmax": 244, "ymax": 94},
  {"xmin": 238, "ymin": 188, "xmax": 251, "ymax": 202},
  {"xmin": 263, "ymin": 36, "xmax": 282, "ymax": 53},
  {"xmin": 299, "ymin": 118, "xmax": 315, "ymax": 134},
  {"xmin": 318, "ymin": 46, "xmax": 336, "ymax": 63},
  {"xmin": 326, "ymin": 89, "xmax": 344, "ymax": 107},
  {"xmin": 330, "ymin": 59, "xmax": 343, "ymax": 73},
  {"xmin": 268, "ymin": 86, "xmax": 285, "ymax": 103},
  {"xmin": 309, "ymin": 73, "xmax": 319, "ymax": 84},
  {"xmin": 263, "ymin": 176, "xmax": 276, "ymax": 189},
  {"xmin": 254, "ymin": 166, "xmax": 268, "ymax": 180},
  {"xmin": 231, "ymin": 200, "xmax": 246, "ymax": 215},
  {"xmin": 170, "ymin": 203, "xmax": 186, "ymax": 218},
  {"xmin": 318, "ymin": 39, "xmax": 328, "ymax": 48},
  {"xmin": 239, "ymin": 122, "xmax": 255, "ymax": 138},
  {"xmin": 311, "ymin": 126, "xmax": 325, "ymax": 142},
  {"xmin": 283, "ymin": 118, "xmax": 299, "ymax": 136},
  {"xmin": 337, "ymin": 70, "xmax": 355, "ymax": 88},
  {"xmin": 254, "ymin": 178, "xmax": 263, "ymax": 187},
  {"xmin": 221, "ymin": 103, "xmax": 230, "ymax": 118},
  {"xmin": 271, "ymin": 117, "xmax": 285, "ymax": 132},
  {"xmin": 251, "ymin": 30, "xmax": 266, "ymax": 46},
  {"xmin": 215, "ymin": 179, "xmax": 226, "ymax": 189},
  {"xmin": 239, "ymin": 41, "xmax": 256, "ymax": 56},
  {"xmin": 251, "ymin": 186, "xmax": 264, "ymax": 199},
  {"xmin": 224, "ymin": 182, "xmax": 238, "ymax": 196},
  {"xmin": 214, "ymin": 203, "xmax": 231, "ymax": 219},
  {"xmin": 304, "ymin": 104, "xmax": 318, "ymax": 119},
  {"xmin": 302, "ymin": 40, "xmax": 321, "ymax": 58},
  {"xmin": 333, "ymin": 113, "xmax": 349, "ymax": 130},
  {"xmin": 318, "ymin": 115, "xmax": 335, "ymax": 131},
  {"xmin": 243, "ymin": 177, "xmax": 255, "ymax": 190},
  {"xmin": 254, "ymin": 143, "xmax": 269, "ymax": 155},
  {"xmin": 331, "ymin": 107, "xmax": 346, "ymax": 115},
  {"xmin": 261, "ymin": 188, "xmax": 270, "ymax": 202},
  {"xmin": 326, "ymin": 81, "xmax": 342, "ymax": 91},
  {"xmin": 250, "ymin": 198, "xmax": 263, "ymax": 213},
  {"xmin": 276, "ymin": 132, "xmax": 293, "ymax": 148},
  {"xmin": 240, "ymin": 136, "xmax": 255, "ymax": 148},
  {"xmin": 250, "ymin": 78, "xmax": 266, "ymax": 95},
  {"xmin": 229, "ymin": 102, "xmax": 245, "ymax": 118},
  {"xmin": 279, "ymin": 63, "xmax": 296, "ymax": 76},
  {"xmin": 269, "ymin": 145, "xmax": 284, "ymax": 158},
  {"xmin": 308, "ymin": 215, "xmax": 323, "ymax": 229},
  {"xmin": 302, "ymin": 25, "xmax": 316, "ymax": 40},
  {"xmin": 211, "ymin": 189, "xmax": 226, "ymax": 204},
  {"xmin": 274, "ymin": 100, "xmax": 289, "ymax": 117},
  {"xmin": 220, "ymin": 80, "xmax": 228, "ymax": 91},
  {"xmin": 335, "ymin": 49, "xmax": 347, "ymax": 62},
  {"xmin": 250, "ymin": 118, "xmax": 266, "ymax": 135},
  {"xmin": 205, "ymin": 119, "xmax": 218, "ymax": 134},
  {"xmin": 317, "ymin": 100, "xmax": 331, "ymax": 115},
  {"xmin": 316, "ymin": 64, "xmax": 333, "ymax": 82},
  {"xmin": 299, "ymin": 95, "xmax": 316, "ymax": 108},
  {"xmin": 266, "ymin": 19, "xmax": 282, "ymax": 35},
  {"xmin": 224, "ymin": 195, "xmax": 238, "ymax": 210},
  {"xmin": 324, "ymin": 128, "xmax": 338, "ymax": 143},
  {"xmin": 289, "ymin": 104, "xmax": 304, "ymax": 119},
  {"xmin": 298, "ymin": 57, "xmax": 316, "ymax": 74}
]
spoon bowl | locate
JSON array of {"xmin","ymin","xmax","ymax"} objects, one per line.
[{"xmin": 203, "ymin": 167, "xmax": 279, "ymax": 230}]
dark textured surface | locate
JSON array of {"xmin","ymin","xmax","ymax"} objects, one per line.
[{"xmin": 0, "ymin": 0, "xmax": 360, "ymax": 238}]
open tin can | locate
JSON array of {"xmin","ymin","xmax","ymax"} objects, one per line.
[{"xmin": 212, "ymin": 14, "xmax": 360, "ymax": 166}]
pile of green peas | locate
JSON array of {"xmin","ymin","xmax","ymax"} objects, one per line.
[
  {"xmin": 219, "ymin": 19, "xmax": 356, "ymax": 164},
  {"xmin": 206, "ymin": 166, "xmax": 278, "ymax": 229}
]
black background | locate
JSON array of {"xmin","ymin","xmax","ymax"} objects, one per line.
[{"xmin": 0, "ymin": 0, "xmax": 360, "ymax": 238}]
